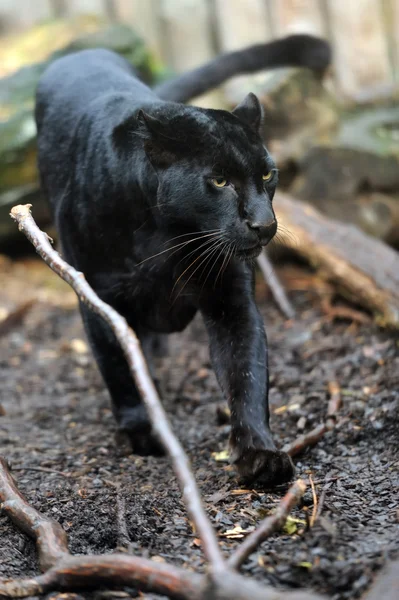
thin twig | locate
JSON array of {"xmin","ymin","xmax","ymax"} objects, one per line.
[
  {"xmin": 308, "ymin": 475, "xmax": 317, "ymax": 528},
  {"xmin": 10, "ymin": 204, "xmax": 224, "ymax": 572},
  {"xmin": 283, "ymin": 379, "xmax": 342, "ymax": 457},
  {"xmin": 11, "ymin": 466, "xmax": 71, "ymax": 479},
  {"xmin": 283, "ymin": 423, "xmax": 330, "ymax": 457},
  {"xmin": 228, "ymin": 479, "xmax": 306, "ymax": 570},
  {"xmin": 327, "ymin": 380, "xmax": 341, "ymax": 427},
  {"xmin": 315, "ymin": 487, "xmax": 327, "ymax": 521},
  {"xmin": 257, "ymin": 251, "xmax": 295, "ymax": 320},
  {"xmin": 115, "ymin": 488, "xmax": 131, "ymax": 549}
]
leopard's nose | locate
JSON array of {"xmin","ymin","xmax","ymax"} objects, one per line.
[{"xmin": 245, "ymin": 219, "xmax": 277, "ymax": 245}]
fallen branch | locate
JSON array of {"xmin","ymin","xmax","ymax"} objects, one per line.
[
  {"xmin": 10, "ymin": 204, "xmax": 223, "ymax": 572},
  {"xmin": 275, "ymin": 192, "xmax": 399, "ymax": 328},
  {"xmin": 0, "ymin": 457, "xmax": 69, "ymax": 571},
  {"xmin": 283, "ymin": 380, "xmax": 341, "ymax": 457},
  {"xmin": 320, "ymin": 298, "xmax": 371, "ymax": 325},
  {"xmin": 257, "ymin": 251, "xmax": 296, "ymax": 320},
  {"xmin": 11, "ymin": 465, "xmax": 71, "ymax": 479},
  {"xmin": 326, "ymin": 380, "xmax": 341, "ymax": 426},
  {"xmin": 0, "ymin": 459, "xmax": 324, "ymax": 600},
  {"xmin": 283, "ymin": 423, "xmax": 331, "ymax": 458},
  {"xmin": 228, "ymin": 479, "xmax": 306, "ymax": 570},
  {"xmin": 308, "ymin": 475, "xmax": 317, "ymax": 528}
]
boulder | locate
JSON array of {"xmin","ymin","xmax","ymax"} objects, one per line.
[{"xmin": 292, "ymin": 106, "xmax": 399, "ymax": 244}]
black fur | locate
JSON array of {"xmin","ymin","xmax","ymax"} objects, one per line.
[
  {"xmin": 35, "ymin": 35, "xmax": 330, "ymax": 486},
  {"xmin": 156, "ymin": 34, "xmax": 331, "ymax": 102}
]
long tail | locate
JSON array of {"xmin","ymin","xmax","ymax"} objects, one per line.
[{"xmin": 155, "ymin": 34, "xmax": 331, "ymax": 103}]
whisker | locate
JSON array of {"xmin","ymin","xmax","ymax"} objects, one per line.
[
  {"xmin": 174, "ymin": 234, "xmax": 221, "ymax": 267},
  {"xmin": 199, "ymin": 239, "xmax": 229, "ymax": 290},
  {"xmin": 214, "ymin": 242, "xmax": 231, "ymax": 288},
  {"xmin": 171, "ymin": 238, "xmax": 222, "ymax": 296},
  {"xmin": 162, "ymin": 228, "xmax": 221, "ymax": 246},
  {"xmin": 135, "ymin": 230, "xmax": 221, "ymax": 266},
  {"xmin": 276, "ymin": 225, "xmax": 298, "ymax": 247},
  {"xmin": 176, "ymin": 241, "xmax": 225, "ymax": 299},
  {"xmin": 172, "ymin": 238, "xmax": 225, "ymax": 300}
]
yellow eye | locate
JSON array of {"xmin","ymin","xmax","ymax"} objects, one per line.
[
  {"xmin": 212, "ymin": 177, "xmax": 228, "ymax": 188},
  {"xmin": 262, "ymin": 171, "xmax": 273, "ymax": 182}
]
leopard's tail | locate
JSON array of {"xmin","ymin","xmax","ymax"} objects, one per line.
[{"xmin": 154, "ymin": 34, "xmax": 331, "ymax": 103}]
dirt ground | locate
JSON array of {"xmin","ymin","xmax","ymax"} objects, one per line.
[{"xmin": 0, "ymin": 255, "xmax": 398, "ymax": 600}]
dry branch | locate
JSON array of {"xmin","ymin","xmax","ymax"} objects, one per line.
[
  {"xmin": 275, "ymin": 192, "xmax": 399, "ymax": 328},
  {"xmin": 283, "ymin": 423, "xmax": 331, "ymax": 458},
  {"xmin": 0, "ymin": 456, "xmax": 69, "ymax": 571},
  {"xmin": 283, "ymin": 381, "xmax": 341, "ymax": 457},
  {"xmin": 0, "ymin": 459, "xmax": 325, "ymax": 600},
  {"xmin": 228, "ymin": 479, "xmax": 307, "ymax": 570},
  {"xmin": 10, "ymin": 203, "xmax": 223, "ymax": 572},
  {"xmin": 326, "ymin": 380, "xmax": 341, "ymax": 426},
  {"xmin": 257, "ymin": 251, "xmax": 296, "ymax": 320}
]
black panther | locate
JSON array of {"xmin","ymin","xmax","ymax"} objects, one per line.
[{"xmin": 35, "ymin": 34, "xmax": 330, "ymax": 486}]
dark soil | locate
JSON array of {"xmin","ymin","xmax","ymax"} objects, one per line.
[{"xmin": 0, "ymin": 256, "xmax": 398, "ymax": 600}]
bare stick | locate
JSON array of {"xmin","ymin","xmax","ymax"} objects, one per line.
[
  {"xmin": 11, "ymin": 466, "xmax": 71, "ymax": 479},
  {"xmin": 308, "ymin": 475, "xmax": 317, "ymax": 528},
  {"xmin": 228, "ymin": 479, "xmax": 306, "ymax": 570},
  {"xmin": 10, "ymin": 204, "xmax": 224, "ymax": 572},
  {"xmin": 0, "ymin": 457, "xmax": 69, "ymax": 571},
  {"xmin": 283, "ymin": 423, "xmax": 330, "ymax": 457},
  {"xmin": 327, "ymin": 380, "xmax": 341, "ymax": 424},
  {"xmin": 283, "ymin": 379, "xmax": 342, "ymax": 457},
  {"xmin": 257, "ymin": 251, "xmax": 296, "ymax": 320},
  {"xmin": 116, "ymin": 488, "xmax": 131, "ymax": 549}
]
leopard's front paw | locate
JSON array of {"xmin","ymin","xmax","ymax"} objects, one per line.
[
  {"xmin": 234, "ymin": 448, "xmax": 295, "ymax": 487},
  {"xmin": 230, "ymin": 430, "xmax": 295, "ymax": 487}
]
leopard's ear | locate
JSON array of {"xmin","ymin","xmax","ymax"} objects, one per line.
[
  {"xmin": 136, "ymin": 110, "xmax": 180, "ymax": 142},
  {"xmin": 112, "ymin": 110, "xmax": 186, "ymax": 165},
  {"xmin": 232, "ymin": 92, "xmax": 263, "ymax": 132}
]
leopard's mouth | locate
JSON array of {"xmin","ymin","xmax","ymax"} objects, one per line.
[{"xmin": 235, "ymin": 244, "xmax": 262, "ymax": 260}]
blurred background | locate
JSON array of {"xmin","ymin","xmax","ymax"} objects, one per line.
[
  {"xmin": 0, "ymin": 0, "xmax": 398, "ymax": 252},
  {"xmin": 0, "ymin": 0, "xmax": 398, "ymax": 328}
]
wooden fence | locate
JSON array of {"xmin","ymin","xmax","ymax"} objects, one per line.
[{"xmin": 0, "ymin": 0, "xmax": 398, "ymax": 102}]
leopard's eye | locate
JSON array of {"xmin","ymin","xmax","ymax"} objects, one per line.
[
  {"xmin": 212, "ymin": 177, "xmax": 228, "ymax": 188},
  {"xmin": 262, "ymin": 171, "xmax": 273, "ymax": 182}
]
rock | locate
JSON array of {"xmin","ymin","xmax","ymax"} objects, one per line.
[
  {"xmin": 0, "ymin": 18, "xmax": 165, "ymax": 250},
  {"xmin": 292, "ymin": 106, "xmax": 399, "ymax": 244}
]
